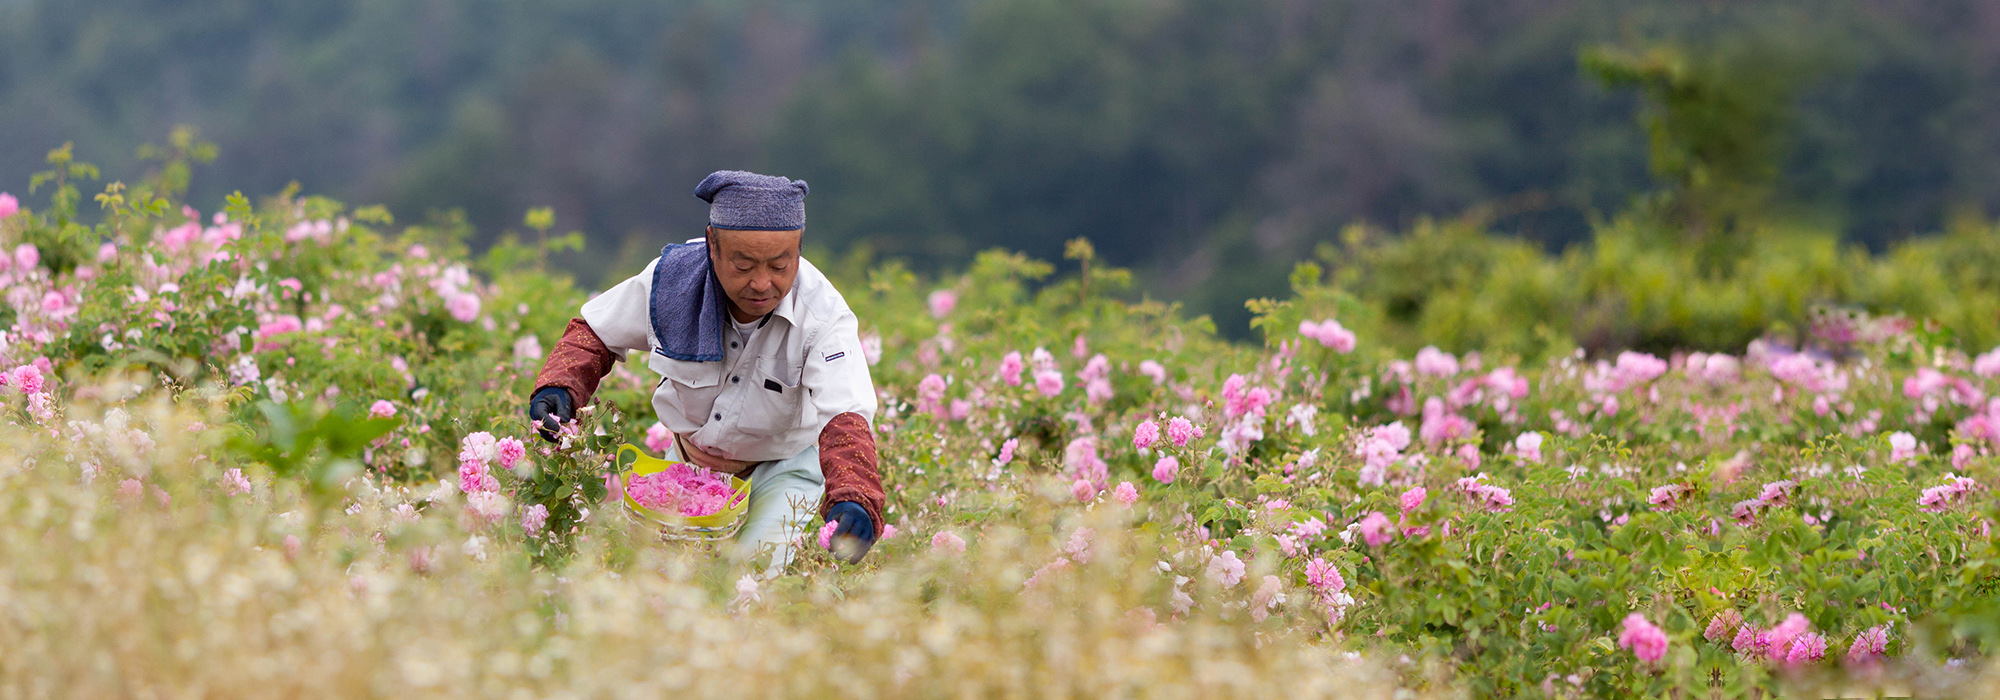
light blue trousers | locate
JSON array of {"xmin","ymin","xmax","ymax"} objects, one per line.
[{"xmin": 666, "ymin": 442, "xmax": 825, "ymax": 575}]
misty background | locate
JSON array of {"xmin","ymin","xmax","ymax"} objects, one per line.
[{"xmin": 3, "ymin": 0, "xmax": 1997, "ymax": 335}]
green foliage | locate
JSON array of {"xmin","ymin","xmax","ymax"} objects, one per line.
[
  {"xmin": 5, "ymin": 1, "xmax": 2000, "ymax": 336},
  {"xmin": 1268, "ymin": 211, "xmax": 2000, "ymax": 360},
  {"xmin": 1584, "ymin": 44, "xmax": 1790, "ymax": 224},
  {"xmin": 229, "ymin": 399, "xmax": 399, "ymax": 501},
  {"xmin": 133, "ymin": 125, "xmax": 220, "ymax": 200},
  {"xmin": 12, "ymin": 136, "xmax": 2000, "ymax": 697},
  {"xmin": 1583, "ymin": 37, "xmax": 1828, "ymax": 277}
]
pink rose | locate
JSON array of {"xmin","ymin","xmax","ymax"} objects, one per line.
[
  {"xmin": 927, "ymin": 289, "xmax": 957, "ymax": 318},
  {"xmin": 1359, "ymin": 512, "xmax": 1395, "ymax": 546},
  {"xmin": 1618, "ymin": 613, "xmax": 1668, "ymax": 663},
  {"xmin": 1112, "ymin": 481, "xmax": 1139, "ymax": 505}
]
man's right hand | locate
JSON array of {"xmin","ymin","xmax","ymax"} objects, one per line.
[{"xmin": 527, "ymin": 387, "xmax": 575, "ymax": 443}]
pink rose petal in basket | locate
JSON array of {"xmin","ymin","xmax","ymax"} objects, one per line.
[{"xmin": 627, "ymin": 463, "xmax": 738, "ymax": 517}]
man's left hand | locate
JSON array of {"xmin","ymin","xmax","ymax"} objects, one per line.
[{"xmin": 824, "ymin": 501, "xmax": 876, "ymax": 563}]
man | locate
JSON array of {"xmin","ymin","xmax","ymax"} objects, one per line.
[{"xmin": 526, "ymin": 170, "xmax": 884, "ymax": 571}]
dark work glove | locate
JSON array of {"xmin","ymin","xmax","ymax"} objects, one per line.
[
  {"xmin": 526, "ymin": 386, "xmax": 574, "ymax": 443},
  {"xmin": 824, "ymin": 501, "xmax": 876, "ymax": 564}
]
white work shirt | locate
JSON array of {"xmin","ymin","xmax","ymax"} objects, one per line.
[{"xmin": 580, "ymin": 246, "xmax": 877, "ymax": 463}]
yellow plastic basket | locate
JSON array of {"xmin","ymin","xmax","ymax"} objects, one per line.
[{"xmin": 616, "ymin": 443, "xmax": 753, "ymax": 541}]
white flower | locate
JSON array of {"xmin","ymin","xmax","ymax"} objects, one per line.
[
  {"xmin": 512, "ymin": 334, "xmax": 544, "ymax": 362},
  {"xmin": 1206, "ymin": 550, "xmax": 1247, "ymax": 587},
  {"xmin": 1170, "ymin": 576, "xmax": 1195, "ymax": 615},
  {"xmin": 1286, "ymin": 403, "xmax": 1319, "ymax": 437},
  {"xmin": 1250, "ymin": 575, "xmax": 1288, "ymax": 622},
  {"xmin": 731, "ymin": 574, "xmax": 762, "ymax": 609},
  {"xmin": 465, "ymin": 491, "xmax": 510, "ymax": 525},
  {"xmin": 462, "ymin": 535, "xmax": 488, "ymax": 562},
  {"xmin": 228, "ymin": 355, "xmax": 261, "ymax": 386},
  {"xmin": 861, "ymin": 334, "xmax": 884, "ymax": 365}
]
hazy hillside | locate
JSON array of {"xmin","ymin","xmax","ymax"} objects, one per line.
[{"xmin": 3, "ymin": 0, "xmax": 1997, "ymax": 331}]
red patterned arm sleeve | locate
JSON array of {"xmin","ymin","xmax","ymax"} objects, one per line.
[
  {"xmin": 818, "ymin": 411, "xmax": 885, "ymax": 539},
  {"xmin": 532, "ymin": 318, "xmax": 620, "ymax": 407}
]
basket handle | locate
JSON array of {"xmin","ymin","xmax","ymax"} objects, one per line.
[{"xmin": 614, "ymin": 443, "xmax": 643, "ymax": 473}]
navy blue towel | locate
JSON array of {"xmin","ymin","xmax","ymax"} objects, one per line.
[{"xmin": 648, "ymin": 242, "xmax": 726, "ymax": 362}]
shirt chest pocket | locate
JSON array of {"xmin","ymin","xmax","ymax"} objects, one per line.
[
  {"xmin": 732, "ymin": 360, "xmax": 813, "ymax": 436},
  {"xmin": 653, "ymin": 354, "xmax": 724, "ymax": 426}
]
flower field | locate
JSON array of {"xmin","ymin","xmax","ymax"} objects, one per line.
[{"xmin": 3, "ymin": 151, "xmax": 2000, "ymax": 698}]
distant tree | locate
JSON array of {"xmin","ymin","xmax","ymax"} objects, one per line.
[{"xmin": 1582, "ymin": 38, "xmax": 1816, "ymax": 270}]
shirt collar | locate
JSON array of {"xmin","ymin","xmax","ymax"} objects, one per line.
[{"xmin": 769, "ymin": 283, "xmax": 802, "ymax": 328}]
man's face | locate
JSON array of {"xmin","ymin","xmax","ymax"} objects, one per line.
[{"xmin": 707, "ymin": 226, "xmax": 802, "ymax": 323}]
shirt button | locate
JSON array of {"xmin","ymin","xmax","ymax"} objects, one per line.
[
  {"xmin": 714, "ymin": 413, "xmax": 722, "ymax": 420},
  {"xmin": 731, "ymin": 376, "xmax": 740, "ymax": 383},
  {"xmin": 730, "ymin": 341, "xmax": 739, "ymax": 348}
]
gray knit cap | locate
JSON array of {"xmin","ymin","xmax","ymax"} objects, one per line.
[{"xmin": 694, "ymin": 170, "xmax": 809, "ymax": 231}]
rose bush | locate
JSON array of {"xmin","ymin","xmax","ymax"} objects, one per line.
[{"xmin": 1, "ymin": 146, "xmax": 1998, "ymax": 697}]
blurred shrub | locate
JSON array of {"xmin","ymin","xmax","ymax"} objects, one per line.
[{"xmin": 1286, "ymin": 212, "xmax": 2000, "ymax": 362}]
